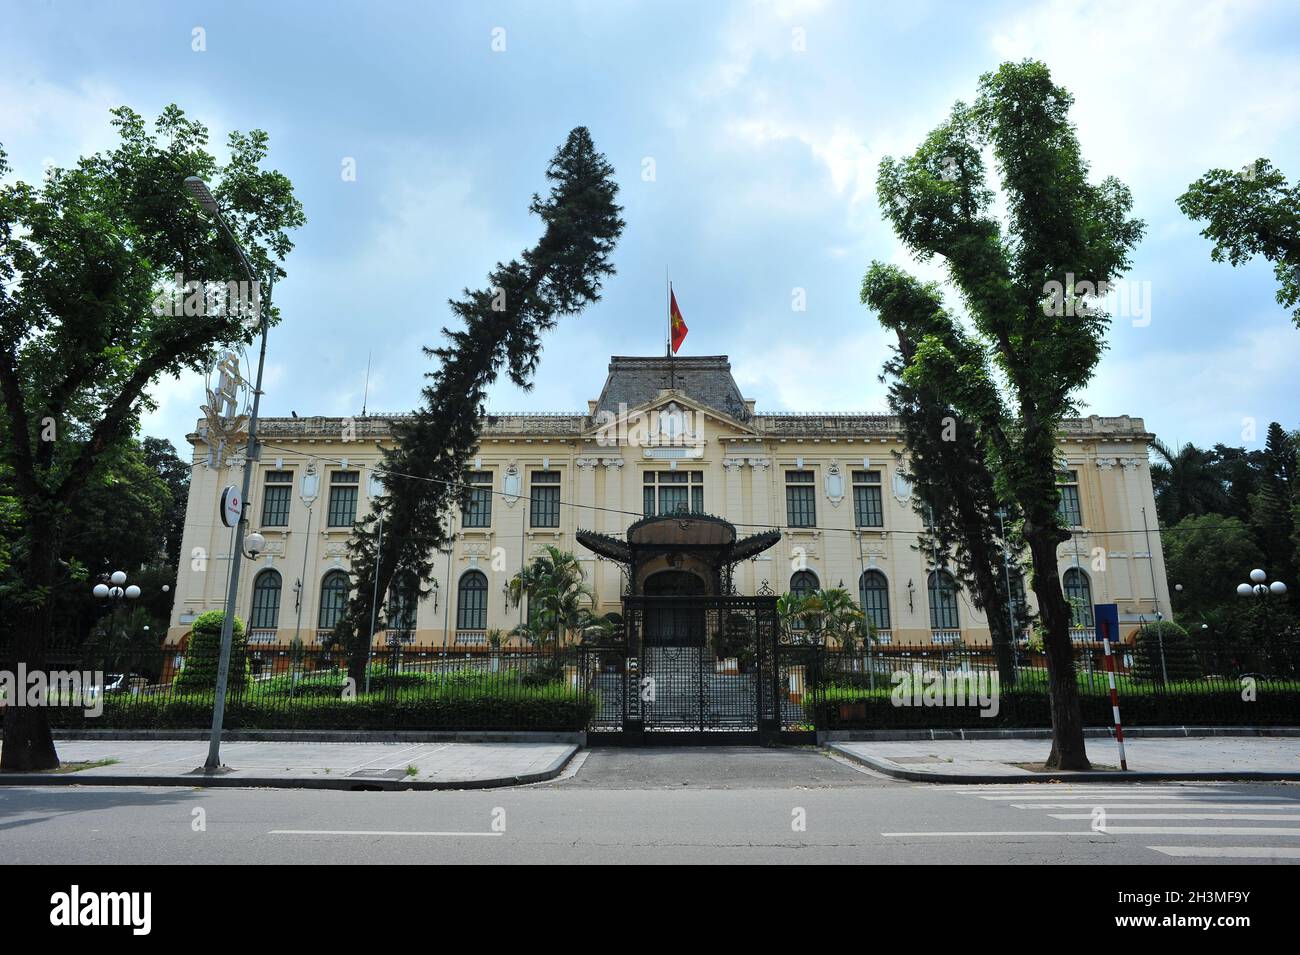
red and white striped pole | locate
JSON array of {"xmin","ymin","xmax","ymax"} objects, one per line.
[{"xmin": 1100, "ymin": 620, "xmax": 1128, "ymax": 771}]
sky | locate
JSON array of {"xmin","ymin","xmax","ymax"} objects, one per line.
[{"xmin": 3, "ymin": 0, "xmax": 1299, "ymax": 459}]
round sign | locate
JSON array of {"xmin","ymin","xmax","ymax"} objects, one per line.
[{"xmin": 220, "ymin": 485, "xmax": 242, "ymax": 528}]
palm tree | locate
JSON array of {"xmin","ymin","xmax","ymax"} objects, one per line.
[
  {"xmin": 507, "ymin": 545, "xmax": 595, "ymax": 648},
  {"xmin": 815, "ymin": 587, "xmax": 865, "ymax": 651},
  {"xmin": 1149, "ymin": 439, "xmax": 1225, "ymax": 525}
]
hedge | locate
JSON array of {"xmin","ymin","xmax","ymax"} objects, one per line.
[
  {"xmin": 42, "ymin": 691, "xmax": 597, "ymax": 731},
  {"xmin": 808, "ymin": 682, "xmax": 1300, "ymax": 729}
]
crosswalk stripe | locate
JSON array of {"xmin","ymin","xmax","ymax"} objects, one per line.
[
  {"xmin": 1012, "ymin": 803, "xmax": 1300, "ymax": 810},
  {"xmin": 1147, "ymin": 846, "xmax": 1300, "ymax": 859},
  {"xmin": 975, "ymin": 793, "xmax": 1291, "ymax": 801},
  {"xmin": 885, "ymin": 827, "xmax": 1300, "ymax": 837},
  {"xmin": 1051, "ymin": 813, "xmax": 1300, "ymax": 821}
]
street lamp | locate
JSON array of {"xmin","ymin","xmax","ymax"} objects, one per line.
[
  {"xmin": 91, "ymin": 570, "xmax": 141, "ymax": 653},
  {"xmin": 185, "ymin": 175, "xmax": 273, "ymax": 772},
  {"xmin": 1237, "ymin": 568, "xmax": 1288, "ymax": 637}
]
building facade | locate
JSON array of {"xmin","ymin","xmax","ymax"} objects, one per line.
[{"xmin": 168, "ymin": 355, "xmax": 1171, "ymax": 648}]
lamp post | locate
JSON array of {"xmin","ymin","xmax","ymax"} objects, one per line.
[
  {"xmin": 292, "ymin": 463, "xmax": 319, "ymax": 648},
  {"xmin": 440, "ymin": 515, "xmax": 456, "ymax": 650},
  {"xmin": 1236, "ymin": 568, "xmax": 1288, "ymax": 637},
  {"xmin": 92, "ymin": 570, "xmax": 142, "ymax": 655},
  {"xmin": 184, "ymin": 175, "xmax": 272, "ymax": 772}
]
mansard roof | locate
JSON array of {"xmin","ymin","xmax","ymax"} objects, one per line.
[{"xmin": 595, "ymin": 355, "xmax": 752, "ymax": 422}]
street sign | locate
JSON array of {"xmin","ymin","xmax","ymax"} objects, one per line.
[
  {"xmin": 1093, "ymin": 603, "xmax": 1120, "ymax": 643},
  {"xmin": 219, "ymin": 485, "xmax": 242, "ymax": 528}
]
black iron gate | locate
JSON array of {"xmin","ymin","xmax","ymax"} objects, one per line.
[{"xmin": 580, "ymin": 595, "xmax": 814, "ymax": 744}]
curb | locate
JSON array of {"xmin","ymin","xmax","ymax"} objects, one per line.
[
  {"xmin": 825, "ymin": 742, "xmax": 1300, "ymax": 784},
  {"xmin": 818, "ymin": 726, "xmax": 1300, "ymax": 743},
  {"xmin": 49, "ymin": 729, "xmax": 586, "ymax": 744},
  {"xmin": 0, "ymin": 745, "xmax": 578, "ymax": 792}
]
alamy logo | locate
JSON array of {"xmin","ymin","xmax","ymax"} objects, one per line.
[
  {"xmin": 0, "ymin": 666, "xmax": 104, "ymax": 717},
  {"xmin": 890, "ymin": 667, "xmax": 1000, "ymax": 717},
  {"xmin": 49, "ymin": 886, "xmax": 151, "ymax": 935}
]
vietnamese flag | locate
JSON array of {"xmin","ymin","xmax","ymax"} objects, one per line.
[{"xmin": 670, "ymin": 287, "xmax": 688, "ymax": 354}]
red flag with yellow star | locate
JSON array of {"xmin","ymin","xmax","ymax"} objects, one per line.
[{"xmin": 670, "ymin": 287, "xmax": 688, "ymax": 354}]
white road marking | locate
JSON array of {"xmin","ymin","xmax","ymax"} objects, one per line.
[
  {"xmin": 883, "ymin": 831, "xmax": 1105, "ymax": 838},
  {"xmin": 1051, "ymin": 813, "xmax": 1300, "ymax": 821},
  {"xmin": 975, "ymin": 793, "xmax": 1291, "ymax": 801},
  {"xmin": 1147, "ymin": 846, "xmax": 1300, "ymax": 859},
  {"xmin": 1011, "ymin": 803, "xmax": 1300, "ymax": 810},
  {"xmin": 269, "ymin": 829, "xmax": 502, "ymax": 837},
  {"xmin": 884, "ymin": 827, "xmax": 1300, "ymax": 837}
]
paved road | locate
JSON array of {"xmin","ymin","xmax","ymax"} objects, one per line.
[{"xmin": 2, "ymin": 747, "xmax": 1299, "ymax": 864}]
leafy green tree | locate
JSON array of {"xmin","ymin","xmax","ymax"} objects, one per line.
[
  {"xmin": 339, "ymin": 128, "xmax": 623, "ymax": 684},
  {"xmin": 1163, "ymin": 514, "xmax": 1264, "ymax": 620},
  {"xmin": 1248, "ymin": 422, "xmax": 1298, "ymax": 598},
  {"xmin": 1177, "ymin": 159, "xmax": 1300, "ymax": 327},
  {"xmin": 1149, "ymin": 439, "xmax": 1226, "ymax": 526},
  {"xmin": 0, "ymin": 106, "xmax": 303, "ymax": 770},
  {"xmin": 874, "ymin": 61, "xmax": 1144, "ymax": 769},
  {"xmin": 87, "ymin": 605, "xmax": 162, "ymax": 679},
  {"xmin": 142, "ymin": 436, "xmax": 191, "ymax": 567},
  {"xmin": 863, "ymin": 264, "xmax": 1023, "ymax": 684}
]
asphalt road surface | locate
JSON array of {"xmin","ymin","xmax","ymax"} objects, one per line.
[{"xmin": 3, "ymin": 747, "xmax": 1299, "ymax": 864}]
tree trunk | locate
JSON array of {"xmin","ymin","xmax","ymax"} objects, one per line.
[
  {"xmin": 968, "ymin": 551, "xmax": 1018, "ymax": 687},
  {"xmin": 1, "ymin": 536, "xmax": 61, "ymax": 772},
  {"xmin": 1025, "ymin": 527, "xmax": 1091, "ymax": 770}
]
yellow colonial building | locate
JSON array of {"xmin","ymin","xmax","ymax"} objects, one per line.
[{"xmin": 168, "ymin": 354, "xmax": 1171, "ymax": 649}]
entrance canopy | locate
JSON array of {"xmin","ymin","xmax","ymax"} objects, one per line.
[{"xmin": 577, "ymin": 514, "xmax": 780, "ymax": 595}]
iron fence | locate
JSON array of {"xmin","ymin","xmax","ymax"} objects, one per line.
[
  {"xmin": 0, "ymin": 641, "xmax": 593, "ymax": 731},
  {"xmin": 808, "ymin": 635, "xmax": 1300, "ymax": 729},
  {"xmin": 4, "ymin": 632, "xmax": 1297, "ymax": 735}
]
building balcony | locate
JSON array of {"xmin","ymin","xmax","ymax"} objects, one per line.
[
  {"xmin": 931, "ymin": 629, "xmax": 962, "ymax": 645},
  {"xmin": 248, "ymin": 628, "xmax": 278, "ymax": 645}
]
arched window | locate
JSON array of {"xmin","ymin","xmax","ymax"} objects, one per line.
[
  {"xmin": 927, "ymin": 569, "xmax": 960, "ymax": 630},
  {"xmin": 1063, "ymin": 567, "xmax": 1094, "ymax": 628},
  {"xmin": 318, "ymin": 571, "xmax": 349, "ymax": 630},
  {"xmin": 859, "ymin": 570, "xmax": 890, "ymax": 631},
  {"xmin": 250, "ymin": 570, "xmax": 282, "ymax": 630},
  {"xmin": 790, "ymin": 570, "xmax": 818, "ymax": 599},
  {"xmin": 457, "ymin": 570, "xmax": 488, "ymax": 631},
  {"xmin": 388, "ymin": 573, "xmax": 419, "ymax": 632},
  {"xmin": 789, "ymin": 570, "xmax": 818, "ymax": 631}
]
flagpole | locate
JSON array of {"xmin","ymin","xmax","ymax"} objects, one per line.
[{"xmin": 667, "ymin": 271, "xmax": 677, "ymax": 391}]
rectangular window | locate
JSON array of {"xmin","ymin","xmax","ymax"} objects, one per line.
[
  {"xmin": 530, "ymin": 471, "xmax": 560, "ymax": 528},
  {"xmin": 261, "ymin": 470, "xmax": 293, "ymax": 527},
  {"xmin": 1057, "ymin": 470, "xmax": 1082, "ymax": 526},
  {"xmin": 785, "ymin": 470, "xmax": 816, "ymax": 527},
  {"xmin": 852, "ymin": 470, "xmax": 883, "ymax": 527},
  {"xmin": 462, "ymin": 470, "xmax": 493, "ymax": 528},
  {"xmin": 327, "ymin": 471, "xmax": 359, "ymax": 527},
  {"xmin": 642, "ymin": 471, "xmax": 704, "ymax": 517}
]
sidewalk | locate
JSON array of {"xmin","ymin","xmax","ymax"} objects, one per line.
[
  {"xmin": 829, "ymin": 737, "xmax": 1300, "ymax": 783},
  {"xmin": 0, "ymin": 739, "xmax": 577, "ymax": 790}
]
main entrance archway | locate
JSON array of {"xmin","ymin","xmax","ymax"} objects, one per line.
[{"xmin": 577, "ymin": 514, "xmax": 799, "ymax": 743}]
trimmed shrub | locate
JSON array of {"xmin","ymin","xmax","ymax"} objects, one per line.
[
  {"xmin": 1131, "ymin": 621, "xmax": 1200, "ymax": 682},
  {"xmin": 174, "ymin": 610, "xmax": 251, "ymax": 692}
]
